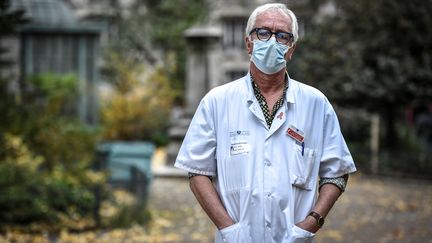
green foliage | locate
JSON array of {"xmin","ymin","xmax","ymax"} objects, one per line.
[
  {"xmin": 288, "ymin": 0, "xmax": 432, "ymax": 176},
  {"xmin": 100, "ymin": 0, "xmax": 206, "ymax": 142},
  {"xmin": 101, "ymin": 64, "xmax": 179, "ymax": 141},
  {"xmin": 379, "ymin": 125, "xmax": 432, "ymax": 178},
  {"xmin": 337, "ymin": 0, "xmax": 432, "ymax": 106},
  {"xmin": 31, "ymin": 117, "xmax": 101, "ymax": 170},
  {"xmin": 151, "ymin": 132, "xmax": 170, "ymax": 147},
  {"xmin": 144, "ymin": 0, "xmax": 208, "ymax": 50},
  {"xmin": 27, "ymin": 73, "xmax": 78, "ymax": 117},
  {"xmin": 109, "ymin": 0, "xmax": 208, "ymax": 53},
  {"xmin": 292, "ymin": 0, "xmax": 432, "ymax": 109},
  {"xmin": 290, "ymin": 23, "xmax": 367, "ymax": 105},
  {"xmin": 0, "ymin": 134, "xmax": 101, "ymax": 225},
  {"xmin": 145, "ymin": 0, "xmax": 208, "ymax": 92},
  {"xmin": 109, "ymin": 204, "xmax": 152, "ymax": 228},
  {"xmin": 291, "ymin": 0, "xmax": 432, "ymax": 149},
  {"xmin": 0, "ymin": 134, "xmax": 47, "ymax": 223},
  {"xmin": 29, "ymin": 73, "xmax": 77, "ymax": 99},
  {"xmin": 9, "ymin": 74, "xmax": 102, "ymax": 170},
  {"xmin": 103, "ymin": 0, "xmax": 208, "ymax": 94},
  {"xmin": 0, "ymin": 73, "xmax": 108, "ymax": 227},
  {"xmin": 101, "ymin": 52, "xmax": 143, "ymax": 94}
]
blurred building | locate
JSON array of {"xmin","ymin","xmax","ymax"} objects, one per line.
[
  {"xmin": 3, "ymin": 0, "xmax": 104, "ymax": 124},
  {"xmin": 166, "ymin": 0, "xmax": 329, "ymax": 165}
]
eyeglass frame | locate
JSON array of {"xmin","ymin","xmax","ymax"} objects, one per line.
[{"xmin": 249, "ymin": 27, "xmax": 294, "ymax": 45}]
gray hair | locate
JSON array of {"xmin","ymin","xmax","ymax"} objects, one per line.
[{"xmin": 245, "ymin": 3, "xmax": 299, "ymax": 43}]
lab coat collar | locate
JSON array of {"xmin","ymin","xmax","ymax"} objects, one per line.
[
  {"xmin": 286, "ymin": 73, "xmax": 296, "ymax": 104},
  {"xmin": 246, "ymin": 72, "xmax": 255, "ymax": 103}
]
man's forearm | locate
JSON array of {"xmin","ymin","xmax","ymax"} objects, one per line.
[
  {"xmin": 312, "ymin": 183, "xmax": 342, "ymax": 218},
  {"xmin": 296, "ymin": 183, "xmax": 342, "ymax": 233},
  {"xmin": 189, "ymin": 175, "xmax": 235, "ymax": 229}
]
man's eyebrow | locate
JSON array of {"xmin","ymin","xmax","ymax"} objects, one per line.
[
  {"xmin": 275, "ymin": 27, "xmax": 291, "ymax": 33},
  {"xmin": 257, "ymin": 26, "xmax": 290, "ymax": 33}
]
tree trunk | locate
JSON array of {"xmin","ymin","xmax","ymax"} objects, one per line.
[
  {"xmin": 370, "ymin": 113, "xmax": 380, "ymax": 174},
  {"xmin": 383, "ymin": 106, "xmax": 397, "ymax": 148}
]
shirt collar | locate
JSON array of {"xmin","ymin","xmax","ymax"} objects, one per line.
[{"xmin": 246, "ymin": 71, "xmax": 296, "ymax": 104}]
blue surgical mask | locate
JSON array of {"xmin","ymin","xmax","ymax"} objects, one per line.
[{"xmin": 251, "ymin": 38, "xmax": 290, "ymax": 74}]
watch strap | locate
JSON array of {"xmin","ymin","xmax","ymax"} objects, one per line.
[{"xmin": 308, "ymin": 211, "xmax": 325, "ymax": 227}]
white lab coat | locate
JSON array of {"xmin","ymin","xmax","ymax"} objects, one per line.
[{"xmin": 175, "ymin": 73, "xmax": 357, "ymax": 243}]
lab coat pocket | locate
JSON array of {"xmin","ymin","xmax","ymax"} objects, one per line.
[
  {"xmin": 216, "ymin": 223, "xmax": 252, "ymax": 243},
  {"xmin": 290, "ymin": 145, "xmax": 316, "ymax": 190},
  {"xmin": 287, "ymin": 225, "xmax": 315, "ymax": 243}
]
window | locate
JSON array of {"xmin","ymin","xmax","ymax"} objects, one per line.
[
  {"xmin": 222, "ymin": 17, "xmax": 247, "ymax": 50},
  {"xmin": 22, "ymin": 33, "xmax": 98, "ymax": 78},
  {"xmin": 21, "ymin": 32, "xmax": 100, "ymax": 124}
]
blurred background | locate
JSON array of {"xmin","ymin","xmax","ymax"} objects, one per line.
[{"xmin": 0, "ymin": 0, "xmax": 431, "ymax": 242}]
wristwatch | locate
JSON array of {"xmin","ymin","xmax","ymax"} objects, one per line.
[{"xmin": 308, "ymin": 211, "xmax": 325, "ymax": 228}]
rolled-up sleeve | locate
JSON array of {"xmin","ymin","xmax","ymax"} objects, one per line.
[
  {"xmin": 319, "ymin": 101, "xmax": 357, "ymax": 178},
  {"xmin": 174, "ymin": 97, "xmax": 217, "ymax": 176}
]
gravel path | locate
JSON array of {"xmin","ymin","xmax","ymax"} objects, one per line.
[{"xmin": 148, "ymin": 174, "xmax": 432, "ymax": 243}]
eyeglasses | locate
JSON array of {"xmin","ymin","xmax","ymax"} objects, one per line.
[{"xmin": 249, "ymin": 28, "xmax": 294, "ymax": 45}]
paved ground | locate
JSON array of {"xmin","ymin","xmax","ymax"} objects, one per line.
[
  {"xmin": 2, "ymin": 174, "xmax": 430, "ymax": 243},
  {"xmin": 147, "ymin": 174, "xmax": 432, "ymax": 243},
  {"xmin": 1, "ymin": 148, "xmax": 431, "ymax": 242}
]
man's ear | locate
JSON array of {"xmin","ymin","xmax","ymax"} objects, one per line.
[
  {"xmin": 245, "ymin": 36, "xmax": 253, "ymax": 55},
  {"xmin": 286, "ymin": 43, "xmax": 297, "ymax": 61}
]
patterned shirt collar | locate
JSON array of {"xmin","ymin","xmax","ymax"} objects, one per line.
[{"xmin": 250, "ymin": 74, "xmax": 288, "ymax": 128}]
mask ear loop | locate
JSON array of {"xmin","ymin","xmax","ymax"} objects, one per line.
[
  {"xmin": 287, "ymin": 42, "xmax": 294, "ymax": 48},
  {"xmin": 286, "ymin": 33, "xmax": 296, "ymax": 48},
  {"xmin": 247, "ymin": 35, "xmax": 254, "ymax": 55}
]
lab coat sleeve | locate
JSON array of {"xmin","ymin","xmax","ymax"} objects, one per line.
[
  {"xmin": 174, "ymin": 97, "xmax": 217, "ymax": 176},
  {"xmin": 319, "ymin": 100, "xmax": 357, "ymax": 178}
]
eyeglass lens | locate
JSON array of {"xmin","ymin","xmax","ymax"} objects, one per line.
[{"xmin": 255, "ymin": 28, "xmax": 292, "ymax": 44}]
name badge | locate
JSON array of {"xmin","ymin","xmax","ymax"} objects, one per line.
[
  {"xmin": 230, "ymin": 142, "xmax": 250, "ymax": 156},
  {"xmin": 287, "ymin": 125, "xmax": 305, "ymax": 143}
]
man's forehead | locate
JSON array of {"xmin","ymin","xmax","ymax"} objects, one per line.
[{"xmin": 255, "ymin": 10, "xmax": 292, "ymax": 31}]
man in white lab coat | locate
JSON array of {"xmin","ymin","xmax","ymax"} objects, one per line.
[{"xmin": 175, "ymin": 3, "xmax": 357, "ymax": 243}]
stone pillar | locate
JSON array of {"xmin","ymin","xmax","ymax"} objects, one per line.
[{"xmin": 166, "ymin": 25, "xmax": 221, "ymax": 166}]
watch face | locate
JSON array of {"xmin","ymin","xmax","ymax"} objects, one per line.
[
  {"xmin": 309, "ymin": 211, "xmax": 325, "ymax": 227},
  {"xmin": 318, "ymin": 217, "xmax": 325, "ymax": 227}
]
